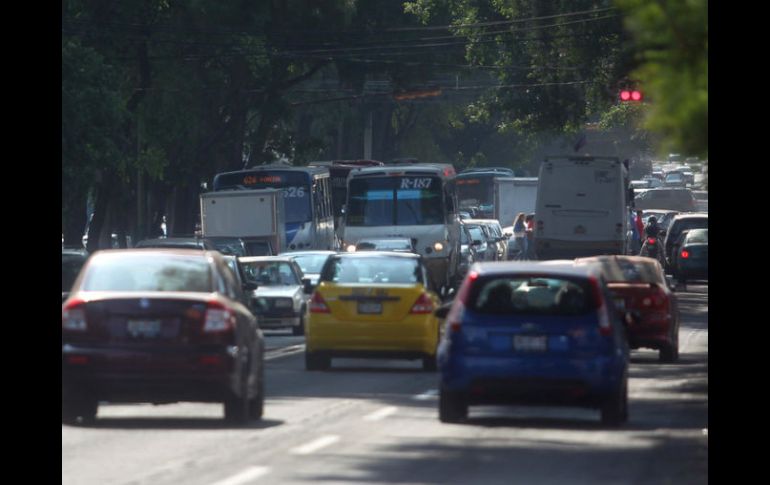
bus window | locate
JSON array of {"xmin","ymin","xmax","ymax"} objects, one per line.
[{"xmin": 347, "ymin": 176, "xmax": 444, "ymax": 226}]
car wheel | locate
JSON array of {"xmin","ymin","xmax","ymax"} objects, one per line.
[
  {"xmin": 62, "ymin": 389, "xmax": 98, "ymax": 425},
  {"xmin": 422, "ymin": 355, "xmax": 437, "ymax": 372},
  {"xmin": 293, "ymin": 309, "xmax": 306, "ymax": 336},
  {"xmin": 224, "ymin": 391, "xmax": 250, "ymax": 423},
  {"xmin": 249, "ymin": 366, "xmax": 265, "ymax": 420},
  {"xmin": 600, "ymin": 379, "xmax": 628, "ymax": 427},
  {"xmin": 305, "ymin": 351, "xmax": 331, "ymax": 371},
  {"xmin": 439, "ymin": 386, "xmax": 468, "ymax": 423}
]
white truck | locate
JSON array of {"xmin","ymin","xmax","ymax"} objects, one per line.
[
  {"xmin": 200, "ymin": 188, "xmax": 287, "ymax": 256},
  {"xmin": 493, "ymin": 177, "xmax": 539, "ymax": 228}
]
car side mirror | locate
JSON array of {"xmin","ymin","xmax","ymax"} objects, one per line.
[
  {"xmin": 243, "ymin": 281, "xmax": 258, "ymax": 292},
  {"xmin": 302, "ymin": 278, "xmax": 314, "ymax": 294},
  {"xmin": 434, "ymin": 302, "xmax": 453, "ymax": 319}
]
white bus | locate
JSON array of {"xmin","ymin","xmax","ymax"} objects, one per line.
[
  {"xmin": 340, "ymin": 164, "xmax": 461, "ymax": 293},
  {"xmin": 534, "ymin": 156, "xmax": 631, "ymax": 260}
]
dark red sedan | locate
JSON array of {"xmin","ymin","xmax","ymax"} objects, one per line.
[
  {"xmin": 62, "ymin": 249, "xmax": 264, "ymax": 424},
  {"xmin": 575, "ymin": 256, "xmax": 679, "ymax": 363}
]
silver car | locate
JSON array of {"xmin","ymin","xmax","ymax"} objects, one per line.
[{"xmin": 239, "ymin": 256, "xmax": 311, "ymax": 335}]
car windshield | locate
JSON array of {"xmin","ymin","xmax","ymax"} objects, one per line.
[
  {"xmin": 321, "ymin": 257, "xmax": 423, "ymax": 284},
  {"xmin": 470, "ymin": 276, "xmax": 593, "ymax": 316},
  {"xmin": 240, "ymin": 261, "xmax": 299, "ymax": 286},
  {"xmin": 291, "ymin": 254, "xmax": 331, "ymax": 274},
  {"xmin": 685, "ymin": 229, "xmax": 708, "ymax": 244},
  {"xmin": 81, "ymin": 254, "xmax": 212, "ymax": 292},
  {"xmin": 467, "ymin": 226, "xmax": 485, "ymax": 242},
  {"xmin": 244, "ymin": 240, "xmax": 272, "ymax": 256},
  {"xmin": 208, "ymin": 238, "xmax": 246, "ymax": 256},
  {"xmin": 358, "ymin": 239, "xmax": 412, "ymax": 250}
]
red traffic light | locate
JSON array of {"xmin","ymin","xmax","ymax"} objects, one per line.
[{"xmin": 620, "ymin": 89, "xmax": 643, "ymax": 102}]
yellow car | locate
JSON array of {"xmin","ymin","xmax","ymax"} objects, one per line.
[{"xmin": 306, "ymin": 252, "xmax": 443, "ymax": 371}]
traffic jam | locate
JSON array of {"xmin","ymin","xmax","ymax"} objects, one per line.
[{"xmin": 63, "ymin": 158, "xmax": 708, "ymax": 484}]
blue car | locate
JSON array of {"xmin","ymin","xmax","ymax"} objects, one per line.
[{"xmin": 436, "ymin": 262, "xmax": 630, "ymax": 426}]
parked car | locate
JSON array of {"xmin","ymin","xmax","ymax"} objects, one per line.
[
  {"xmin": 353, "ymin": 237, "xmax": 416, "ymax": 253},
  {"xmin": 62, "ymin": 249, "xmax": 264, "ymax": 424},
  {"xmin": 280, "ymin": 250, "xmax": 337, "ymax": 288},
  {"xmin": 305, "ymin": 252, "xmax": 443, "ymax": 371},
  {"xmin": 663, "ymin": 213, "xmax": 708, "ymax": 270},
  {"xmin": 671, "ymin": 229, "xmax": 708, "ymax": 286},
  {"xmin": 435, "ymin": 262, "xmax": 629, "ymax": 425},
  {"xmin": 62, "ymin": 249, "xmax": 89, "ymax": 302},
  {"xmin": 239, "ymin": 256, "xmax": 311, "ymax": 335},
  {"xmin": 634, "ymin": 188, "xmax": 697, "ymax": 212},
  {"xmin": 575, "ymin": 255, "xmax": 680, "ymax": 362},
  {"xmin": 462, "ymin": 221, "xmax": 499, "ymax": 261},
  {"xmin": 134, "ymin": 237, "xmax": 218, "ymax": 251}
]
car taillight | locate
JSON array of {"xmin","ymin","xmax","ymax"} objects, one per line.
[
  {"xmin": 410, "ymin": 293, "xmax": 434, "ymax": 314},
  {"xmin": 62, "ymin": 298, "xmax": 87, "ymax": 331},
  {"xmin": 588, "ymin": 277, "xmax": 612, "ymax": 336},
  {"xmin": 681, "ymin": 249, "xmax": 690, "ymax": 259},
  {"xmin": 647, "ymin": 237, "xmax": 657, "ymax": 245},
  {"xmin": 204, "ymin": 300, "xmax": 235, "ymax": 333},
  {"xmin": 641, "ymin": 284, "xmax": 669, "ymax": 310},
  {"xmin": 309, "ymin": 291, "xmax": 330, "ymax": 313}
]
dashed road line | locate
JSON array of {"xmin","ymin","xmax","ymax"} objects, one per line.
[
  {"xmin": 209, "ymin": 466, "xmax": 271, "ymax": 485},
  {"xmin": 363, "ymin": 406, "xmax": 398, "ymax": 421},
  {"xmin": 289, "ymin": 435, "xmax": 340, "ymax": 455}
]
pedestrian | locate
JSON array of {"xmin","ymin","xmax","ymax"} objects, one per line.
[
  {"xmin": 635, "ymin": 209, "xmax": 645, "ymax": 252},
  {"xmin": 525, "ymin": 213, "xmax": 536, "ymax": 260},
  {"xmin": 630, "ymin": 209, "xmax": 641, "ymax": 254},
  {"xmin": 512, "ymin": 213, "xmax": 527, "ymax": 260}
]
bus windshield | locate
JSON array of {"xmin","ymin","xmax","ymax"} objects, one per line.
[
  {"xmin": 347, "ymin": 176, "xmax": 444, "ymax": 226},
  {"xmin": 456, "ymin": 175, "xmax": 494, "ymax": 209},
  {"xmin": 214, "ymin": 170, "xmax": 311, "ymax": 224}
]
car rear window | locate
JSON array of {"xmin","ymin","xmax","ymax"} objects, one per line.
[
  {"xmin": 685, "ymin": 229, "xmax": 708, "ymax": 244},
  {"xmin": 469, "ymin": 276, "xmax": 594, "ymax": 316},
  {"xmin": 82, "ymin": 254, "xmax": 212, "ymax": 292},
  {"xmin": 321, "ymin": 257, "xmax": 423, "ymax": 284}
]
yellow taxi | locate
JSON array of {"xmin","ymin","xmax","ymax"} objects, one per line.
[{"xmin": 305, "ymin": 252, "xmax": 443, "ymax": 371}]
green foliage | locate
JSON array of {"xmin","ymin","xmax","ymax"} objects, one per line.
[{"xmin": 615, "ymin": 0, "xmax": 707, "ymax": 158}]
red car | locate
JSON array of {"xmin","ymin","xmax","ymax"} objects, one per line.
[
  {"xmin": 62, "ymin": 249, "xmax": 264, "ymax": 424},
  {"xmin": 575, "ymin": 256, "xmax": 679, "ymax": 363}
]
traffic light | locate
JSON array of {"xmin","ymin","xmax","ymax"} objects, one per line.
[{"xmin": 620, "ymin": 89, "xmax": 643, "ymax": 102}]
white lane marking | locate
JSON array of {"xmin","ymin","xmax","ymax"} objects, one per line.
[
  {"xmin": 265, "ymin": 344, "xmax": 306, "ymax": 361},
  {"xmin": 209, "ymin": 466, "xmax": 271, "ymax": 485},
  {"xmin": 363, "ymin": 406, "xmax": 398, "ymax": 421},
  {"xmin": 289, "ymin": 435, "xmax": 340, "ymax": 455},
  {"xmin": 413, "ymin": 389, "xmax": 438, "ymax": 400}
]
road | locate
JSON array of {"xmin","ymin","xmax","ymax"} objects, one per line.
[{"xmin": 62, "ymin": 284, "xmax": 708, "ymax": 485}]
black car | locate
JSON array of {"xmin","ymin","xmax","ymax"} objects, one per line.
[
  {"xmin": 62, "ymin": 249, "xmax": 264, "ymax": 425},
  {"xmin": 671, "ymin": 228, "xmax": 708, "ymax": 285},
  {"xmin": 663, "ymin": 213, "xmax": 708, "ymax": 270}
]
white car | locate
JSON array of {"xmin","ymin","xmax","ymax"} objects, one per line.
[{"xmin": 239, "ymin": 256, "xmax": 312, "ymax": 335}]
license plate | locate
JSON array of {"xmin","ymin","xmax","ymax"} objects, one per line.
[
  {"xmin": 127, "ymin": 319, "xmax": 161, "ymax": 338},
  {"xmin": 358, "ymin": 302, "xmax": 383, "ymax": 314},
  {"xmin": 513, "ymin": 335, "xmax": 547, "ymax": 352},
  {"xmin": 614, "ymin": 298, "xmax": 626, "ymax": 311}
]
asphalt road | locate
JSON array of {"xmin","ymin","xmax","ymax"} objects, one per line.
[{"xmin": 62, "ymin": 284, "xmax": 708, "ymax": 485}]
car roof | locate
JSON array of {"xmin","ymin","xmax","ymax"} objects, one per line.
[
  {"xmin": 279, "ymin": 250, "xmax": 338, "ymax": 256},
  {"xmin": 466, "ymin": 219, "xmax": 501, "ymax": 225},
  {"xmin": 332, "ymin": 251, "xmax": 421, "ymax": 260},
  {"xmin": 239, "ymin": 255, "xmax": 296, "ymax": 263},
  {"xmin": 672, "ymin": 213, "xmax": 708, "ymax": 220},
  {"xmin": 470, "ymin": 261, "xmax": 599, "ymax": 278}
]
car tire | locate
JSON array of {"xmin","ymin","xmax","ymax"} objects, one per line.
[
  {"xmin": 422, "ymin": 355, "xmax": 437, "ymax": 372},
  {"xmin": 249, "ymin": 362, "xmax": 265, "ymax": 420},
  {"xmin": 293, "ymin": 310, "xmax": 306, "ymax": 336},
  {"xmin": 224, "ymin": 392, "xmax": 250, "ymax": 423},
  {"xmin": 62, "ymin": 389, "xmax": 98, "ymax": 425},
  {"xmin": 600, "ymin": 380, "xmax": 628, "ymax": 427},
  {"xmin": 305, "ymin": 351, "xmax": 331, "ymax": 371},
  {"xmin": 439, "ymin": 386, "xmax": 468, "ymax": 423}
]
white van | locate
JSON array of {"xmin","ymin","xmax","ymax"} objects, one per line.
[{"xmin": 534, "ymin": 156, "xmax": 630, "ymax": 259}]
